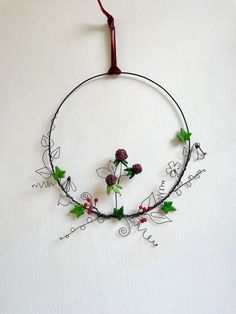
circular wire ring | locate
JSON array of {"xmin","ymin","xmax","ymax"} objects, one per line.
[{"xmin": 48, "ymin": 71, "xmax": 191, "ymax": 219}]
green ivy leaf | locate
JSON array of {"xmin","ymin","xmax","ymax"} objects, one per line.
[
  {"xmin": 51, "ymin": 166, "xmax": 66, "ymax": 180},
  {"xmin": 70, "ymin": 204, "xmax": 85, "ymax": 218},
  {"xmin": 114, "ymin": 160, "xmax": 128, "ymax": 167},
  {"xmin": 124, "ymin": 168, "xmax": 135, "ymax": 179},
  {"xmin": 107, "ymin": 185, "xmax": 113, "ymax": 195},
  {"xmin": 177, "ymin": 128, "xmax": 192, "ymax": 143},
  {"xmin": 114, "ymin": 160, "xmax": 120, "ymax": 167},
  {"xmin": 112, "ymin": 184, "xmax": 123, "ymax": 196},
  {"xmin": 161, "ymin": 201, "xmax": 176, "ymax": 214},
  {"xmin": 113, "ymin": 206, "xmax": 125, "ymax": 220}
]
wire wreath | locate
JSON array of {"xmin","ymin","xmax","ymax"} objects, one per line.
[
  {"xmin": 47, "ymin": 71, "xmax": 191, "ymax": 219},
  {"xmin": 33, "ymin": 1, "xmax": 207, "ymax": 246}
]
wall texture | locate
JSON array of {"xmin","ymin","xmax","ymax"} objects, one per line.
[{"xmin": 0, "ymin": 0, "xmax": 235, "ymax": 313}]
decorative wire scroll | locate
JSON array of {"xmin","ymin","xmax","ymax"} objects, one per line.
[
  {"xmin": 33, "ymin": 124, "xmax": 60, "ymax": 187},
  {"xmin": 57, "ymin": 177, "xmax": 77, "ymax": 206},
  {"xmin": 118, "ymin": 218, "xmax": 158, "ymax": 247},
  {"xmin": 116, "ymin": 181, "xmax": 171, "ymax": 247},
  {"xmin": 156, "ymin": 180, "xmax": 166, "ymax": 200},
  {"xmin": 174, "ymin": 169, "xmax": 206, "ymax": 196},
  {"xmin": 32, "ymin": 181, "xmax": 57, "ymax": 189},
  {"xmin": 183, "ymin": 142, "xmax": 207, "ymax": 160},
  {"xmin": 60, "ymin": 216, "xmax": 105, "ymax": 240},
  {"xmin": 128, "ymin": 219, "xmax": 158, "ymax": 247},
  {"xmin": 33, "ymin": 126, "xmax": 78, "ymax": 207}
]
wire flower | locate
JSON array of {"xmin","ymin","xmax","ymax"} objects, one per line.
[{"xmin": 166, "ymin": 161, "xmax": 182, "ymax": 177}]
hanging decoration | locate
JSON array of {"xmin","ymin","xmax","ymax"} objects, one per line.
[{"xmin": 33, "ymin": 0, "xmax": 207, "ymax": 247}]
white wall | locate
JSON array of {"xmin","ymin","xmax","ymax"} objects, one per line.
[{"xmin": 0, "ymin": 0, "xmax": 236, "ymax": 313}]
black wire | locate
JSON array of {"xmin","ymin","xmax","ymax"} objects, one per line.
[{"xmin": 48, "ymin": 72, "xmax": 191, "ymax": 219}]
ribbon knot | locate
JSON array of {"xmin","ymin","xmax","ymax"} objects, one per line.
[{"xmin": 107, "ymin": 15, "xmax": 114, "ymax": 27}]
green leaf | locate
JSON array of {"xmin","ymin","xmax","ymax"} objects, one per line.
[
  {"xmin": 161, "ymin": 201, "xmax": 176, "ymax": 214},
  {"xmin": 52, "ymin": 166, "xmax": 66, "ymax": 180},
  {"xmin": 124, "ymin": 167, "xmax": 131, "ymax": 172},
  {"xmin": 125, "ymin": 167, "xmax": 135, "ymax": 179},
  {"xmin": 107, "ymin": 185, "xmax": 113, "ymax": 195},
  {"xmin": 129, "ymin": 172, "xmax": 135, "ymax": 179},
  {"xmin": 114, "ymin": 160, "xmax": 120, "ymax": 167},
  {"xmin": 113, "ymin": 206, "xmax": 125, "ymax": 220},
  {"xmin": 177, "ymin": 128, "xmax": 192, "ymax": 143},
  {"xmin": 70, "ymin": 204, "xmax": 84, "ymax": 218},
  {"xmin": 112, "ymin": 184, "xmax": 122, "ymax": 196}
]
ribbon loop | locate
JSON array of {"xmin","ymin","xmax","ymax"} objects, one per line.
[{"xmin": 97, "ymin": 0, "xmax": 121, "ymax": 75}]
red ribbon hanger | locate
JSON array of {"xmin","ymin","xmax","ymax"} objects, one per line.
[{"xmin": 97, "ymin": 0, "xmax": 121, "ymax": 75}]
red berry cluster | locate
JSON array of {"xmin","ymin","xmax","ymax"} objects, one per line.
[
  {"xmin": 83, "ymin": 197, "xmax": 98, "ymax": 214},
  {"xmin": 115, "ymin": 149, "xmax": 143, "ymax": 179},
  {"xmin": 140, "ymin": 218, "xmax": 147, "ymax": 223},
  {"xmin": 138, "ymin": 205, "xmax": 153, "ymax": 223},
  {"xmin": 139, "ymin": 205, "xmax": 152, "ymax": 212}
]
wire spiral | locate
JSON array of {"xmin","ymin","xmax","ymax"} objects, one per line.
[
  {"xmin": 81, "ymin": 192, "xmax": 93, "ymax": 202},
  {"xmin": 118, "ymin": 218, "xmax": 131, "ymax": 237},
  {"xmin": 157, "ymin": 180, "xmax": 165, "ymax": 200}
]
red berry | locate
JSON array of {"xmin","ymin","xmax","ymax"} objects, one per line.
[
  {"xmin": 115, "ymin": 149, "xmax": 128, "ymax": 161},
  {"xmin": 132, "ymin": 163, "xmax": 142, "ymax": 174},
  {"xmin": 94, "ymin": 198, "xmax": 98, "ymax": 203},
  {"xmin": 87, "ymin": 210, "xmax": 92, "ymax": 214},
  {"xmin": 106, "ymin": 174, "xmax": 117, "ymax": 186},
  {"xmin": 147, "ymin": 207, "xmax": 152, "ymax": 211},
  {"xmin": 143, "ymin": 207, "xmax": 146, "ymax": 211},
  {"xmin": 140, "ymin": 218, "xmax": 147, "ymax": 223},
  {"xmin": 139, "ymin": 205, "xmax": 143, "ymax": 210},
  {"xmin": 83, "ymin": 203, "xmax": 88, "ymax": 208},
  {"xmin": 86, "ymin": 198, "xmax": 91, "ymax": 203}
]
